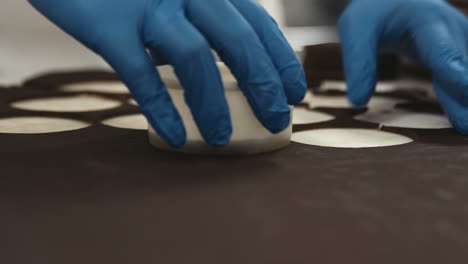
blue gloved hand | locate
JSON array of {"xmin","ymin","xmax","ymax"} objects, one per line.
[
  {"xmin": 339, "ymin": 0, "xmax": 468, "ymax": 134},
  {"xmin": 29, "ymin": 0, "xmax": 306, "ymax": 147}
]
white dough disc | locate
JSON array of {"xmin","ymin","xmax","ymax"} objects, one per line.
[
  {"xmin": 11, "ymin": 95, "xmax": 122, "ymax": 112},
  {"xmin": 320, "ymin": 80, "xmax": 398, "ymax": 93},
  {"xmin": 101, "ymin": 114, "xmax": 147, "ymax": 130},
  {"xmin": 307, "ymin": 93, "xmax": 403, "ymax": 111},
  {"xmin": 293, "ymin": 108, "xmax": 334, "ymax": 124},
  {"xmin": 149, "ymin": 63, "xmax": 292, "ymax": 155},
  {"xmin": 60, "ymin": 81, "xmax": 129, "ymax": 94},
  {"xmin": 157, "ymin": 63, "xmax": 238, "ymax": 91},
  {"xmin": 0, "ymin": 117, "xmax": 89, "ymax": 134},
  {"xmin": 355, "ymin": 109, "xmax": 452, "ymax": 129},
  {"xmin": 301, "ymin": 91, "xmax": 314, "ymax": 105},
  {"xmin": 318, "ymin": 80, "xmax": 436, "ymax": 97},
  {"xmin": 128, "ymin": 99, "xmax": 138, "ymax": 106},
  {"xmin": 292, "ymin": 128, "xmax": 413, "ymax": 148}
]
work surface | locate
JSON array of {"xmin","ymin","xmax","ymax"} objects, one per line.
[{"xmin": 1, "ymin": 71, "xmax": 468, "ymax": 264}]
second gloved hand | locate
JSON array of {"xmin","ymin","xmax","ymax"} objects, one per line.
[
  {"xmin": 339, "ymin": 0, "xmax": 468, "ymax": 134},
  {"xmin": 29, "ymin": 0, "xmax": 306, "ymax": 147}
]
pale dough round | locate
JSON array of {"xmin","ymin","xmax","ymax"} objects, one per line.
[
  {"xmin": 60, "ymin": 81, "xmax": 129, "ymax": 94},
  {"xmin": 128, "ymin": 99, "xmax": 138, "ymax": 106},
  {"xmin": 101, "ymin": 114, "xmax": 147, "ymax": 130},
  {"xmin": 157, "ymin": 64, "xmax": 238, "ymax": 91},
  {"xmin": 104, "ymin": 108, "xmax": 331, "ymax": 130},
  {"xmin": 318, "ymin": 80, "xmax": 436, "ymax": 96},
  {"xmin": 293, "ymin": 108, "xmax": 334, "ymax": 125},
  {"xmin": 306, "ymin": 93, "xmax": 403, "ymax": 111},
  {"xmin": 319, "ymin": 81, "xmax": 398, "ymax": 93},
  {"xmin": 11, "ymin": 95, "xmax": 122, "ymax": 112},
  {"xmin": 292, "ymin": 128, "xmax": 413, "ymax": 148},
  {"xmin": 149, "ymin": 63, "xmax": 292, "ymax": 155},
  {"xmin": 0, "ymin": 117, "xmax": 89, "ymax": 134},
  {"xmin": 355, "ymin": 109, "xmax": 452, "ymax": 129}
]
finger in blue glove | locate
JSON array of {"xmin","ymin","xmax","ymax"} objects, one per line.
[
  {"xmin": 339, "ymin": 0, "xmax": 468, "ymax": 134},
  {"xmin": 29, "ymin": 0, "xmax": 306, "ymax": 147}
]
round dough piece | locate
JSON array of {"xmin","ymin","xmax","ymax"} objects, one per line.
[
  {"xmin": 355, "ymin": 109, "xmax": 452, "ymax": 129},
  {"xmin": 293, "ymin": 108, "xmax": 334, "ymax": 125},
  {"xmin": 292, "ymin": 128, "xmax": 413, "ymax": 148},
  {"xmin": 320, "ymin": 81, "xmax": 397, "ymax": 93},
  {"xmin": 11, "ymin": 95, "xmax": 121, "ymax": 112},
  {"xmin": 307, "ymin": 94, "xmax": 403, "ymax": 111},
  {"xmin": 149, "ymin": 63, "xmax": 292, "ymax": 155},
  {"xmin": 128, "ymin": 99, "xmax": 138, "ymax": 106},
  {"xmin": 0, "ymin": 117, "xmax": 89, "ymax": 134},
  {"xmin": 101, "ymin": 114, "xmax": 147, "ymax": 130},
  {"xmin": 157, "ymin": 63, "xmax": 238, "ymax": 90},
  {"xmin": 61, "ymin": 81, "xmax": 129, "ymax": 94},
  {"xmin": 318, "ymin": 80, "xmax": 437, "ymax": 100}
]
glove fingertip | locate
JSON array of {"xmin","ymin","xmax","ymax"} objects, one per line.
[
  {"xmin": 452, "ymin": 117, "xmax": 468, "ymax": 135},
  {"xmin": 345, "ymin": 68, "xmax": 377, "ymax": 107},
  {"xmin": 144, "ymin": 108, "xmax": 187, "ymax": 148},
  {"xmin": 347, "ymin": 85, "xmax": 373, "ymax": 107},
  {"xmin": 285, "ymin": 76, "xmax": 308, "ymax": 105},
  {"xmin": 196, "ymin": 111, "xmax": 233, "ymax": 147},
  {"xmin": 261, "ymin": 107, "xmax": 291, "ymax": 134}
]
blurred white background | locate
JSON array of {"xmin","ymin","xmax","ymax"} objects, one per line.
[
  {"xmin": 0, "ymin": 0, "xmax": 108, "ymax": 86},
  {"xmin": 0, "ymin": 0, "xmax": 339, "ymax": 86}
]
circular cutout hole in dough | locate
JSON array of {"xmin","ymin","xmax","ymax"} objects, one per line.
[
  {"xmin": 355, "ymin": 109, "xmax": 452, "ymax": 129},
  {"xmin": 0, "ymin": 117, "xmax": 90, "ymax": 134},
  {"xmin": 293, "ymin": 108, "xmax": 334, "ymax": 125},
  {"xmin": 292, "ymin": 128, "xmax": 413, "ymax": 148},
  {"xmin": 11, "ymin": 95, "xmax": 122, "ymax": 112},
  {"xmin": 101, "ymin": 114, "xmax": 147, "ymax": 130},
  {"xmin": 60, "ymin": 81, "xmax": 129, "ymax": 94}
]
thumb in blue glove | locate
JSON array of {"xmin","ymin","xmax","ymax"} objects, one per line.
[
  {"xmin": 338, "ymin": 0, "xmax": 468, "ymax": 134},
  {"xmin": 29, "ymin": 0, "xmax": 306, "ymax": 147}
]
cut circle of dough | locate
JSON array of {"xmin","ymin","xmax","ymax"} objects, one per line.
[
  {"xmin": 149, "ymin": 63, "xmax": 292, "ymax": 155},
  {"xmin": 293, "ymin": 108, "xmax": 334, "ymax": 124},
  {"xmin": 60, "ymin": 81, "xmax": 129, "ymax": 94},
  {"xmin": 292, "ymin": 128, "xmax": 413, "ymax": 148},
  {"xmin": 320, "ymin": 81, "xmax": 398, "ymax": 93},
  {"xmin": 306, "ymin": 93, "xmax": 404, "ymax": 111},
  {"xmin": 157, "ymin": 63, "xmax": 238, "ymax": 91},
  {"xmin": 101, "ymin": 114, "xmax": 147, "ymax": 130},
  {"xmin": 128, "ymin": 99, "xmax": 138, "ymax": 106},
  {"xmin": 11, "ymin": 95, "xmax": 122, "ymax": 112},
  {"xmin": 0, "ymin": 117, "xmax": 89, "ymax": 134},
  {"xmin": 355, "ymin": 110, "xmax": 452, "ymax": 129}
]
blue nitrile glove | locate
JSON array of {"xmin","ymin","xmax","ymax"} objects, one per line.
[
  {"xmin": 29, "ymin": 0, "xmax": 306, "ymax": 147},
  {"xmin": 339, "ymin": 0, "xmax": 468, "ymax": 134}
]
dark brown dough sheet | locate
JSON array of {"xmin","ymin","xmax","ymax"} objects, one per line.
[
  {"xmin": 1, "ymin": 70, "xmax": 468, "ymax": 264},
  {"xmin": 450, "ymin": 0, "xmax": 468, "ymax": 13}
]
